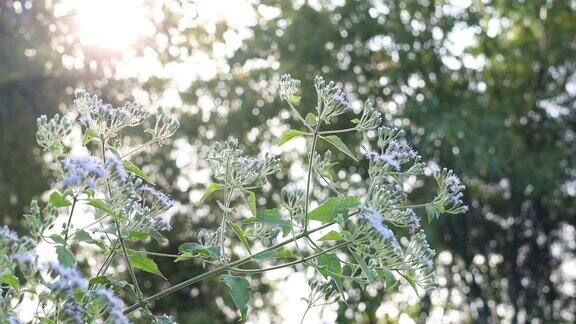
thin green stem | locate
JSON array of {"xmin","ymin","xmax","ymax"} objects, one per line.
[
  {"xmin": 66, "ymin": 215, "xmax": 110, "ymax": 241},
  {"xmin": 123, "ymin": 220, "xmax": 340, "ymax": 315},
  {"xmin": 63, "ymin": 196, "xmax": 78, "ymax": 243},
  {"xmin": 231, "ymin": 241, "xmax": 349, "ymax": 274},
  {"xmin": 101, "ymin": 139, "xmax": 147, "ymax": 309},
  {"xmin": 120, "ymin": 138, "xmax": 158, "ymax": 159},
  {"xmin": 319, "ymin": 127, "xmax": 357, "ymax": 135}
]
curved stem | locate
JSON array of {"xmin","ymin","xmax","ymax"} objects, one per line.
[{"xmin": 123, "ymin": 220, "xmax": 340, "ymax": 315}]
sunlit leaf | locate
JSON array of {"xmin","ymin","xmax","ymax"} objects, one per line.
[
  {"xmin": 277, "ymin": 129, "xmax": 308, "ymax": 145},
  {"xmin": 256, "ymin": 209, "xmax": 291, "ymax": 236},
  {"xmin": 319, "ymin": 135, "xmax": 358, "ymax": 161},
  {"xmin": 307, "ymin": 196, "xmax": 359, "ymax": 223},
  {"xmin": 200, "ymin": 183, "xmax": 225, "ymax": 203},
  {"xmin": 122, "ymin": 160, "xmax": 154, "ymax": 184},
  {"xmin": 127, "ymin": 250, "xmax": 166, "ymax": 280}
]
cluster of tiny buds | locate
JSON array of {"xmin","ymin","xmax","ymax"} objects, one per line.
[
  {"xmin": 107, "ymin": 154, "xmax": 128, "ymax": 182},
  {"xmin": 74, "ymin": 90, "xmax": 148, "ymax": 138},
  {"xmin": 281, "ymin": 186, "xmax": 305, "ymax": 211},
  {"xmin": 354, "ymin": 98, "xmax": 382, "ymax": 132},
  {"xmin": 62, "ymin": 154, "xmax": 107, "ymax": 190},
  {"xmin": 436, "ymin": 168, "xmax": 468, "ymax": 214},
  {"xmin": 147, "ymin": 107, "xmax": 180, "ymax": 145},
  {"xmin": 0, "ymin": 225, "xmax": 19, "ymax": 242},
  {"xmin": 36, "ymin": 114, "xmax": 72, "ymax": 154},
  {"xmin": 277, "ymin": 74, "xmax": 301, "ymax": 101},
  {"xmin": 95, "ymin": 288, "xmax": 130, "ymax": 324},
  {"xmin": 359, "ymin": 207, "xmax": 399, "ymax": 245},
  {"xmin": 49, "ymin": 263, "xmax": 86, "ymax": 291},
  {"xmin": 314, "ymin": 75, "xmax": 352, "ymax": 121}
]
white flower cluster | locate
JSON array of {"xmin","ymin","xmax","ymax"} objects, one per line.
[
  {"xmin": 74, "ymin": 90, "xmax": 148, "ymax": 139},
  {"xmin": 62, "ymin": 155, "xmax": 107, "ymax": 190},
  {"xmin": 354, "ymin": 98, "xmax": 382, "ymax": 132},
  {"xmin": 434, "ymin": 168, "xmax": 468, "ymax": 214},
  {"xmin": 208, "ymin": 137, "xmax": 280, "ymax": 189},
  {"xmin": 277, "ymin": 73, "xmax": 301, "ymax": 101},
  {"xmin": 314, "ymin": 75, "xmax": 352, "ymax": 122},
  {"xmin": 36, "ymin": 114, "xmax": 72, "ymax": 156}
]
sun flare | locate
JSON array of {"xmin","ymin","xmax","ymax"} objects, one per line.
[{"xmin": 73, "ymin": 0, "xmax": 152, "ymax": 50}]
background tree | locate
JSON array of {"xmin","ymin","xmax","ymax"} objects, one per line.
[{"xmin": 180, "ymin": 0, "xmax": 576, "ymax": 322}]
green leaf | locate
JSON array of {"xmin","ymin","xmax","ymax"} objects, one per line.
[
  {"xmin": 48, "ymin": 191, "xmax": 71, "ymax": 208},
  {"xmin": 127, "ymin": 230, "xmax": 149, "ymax": 241},
  {"xmin": 351, "ymin": 248, "xmax": 377, "ymax": 284},
  {"xmin": 177, "ymin": 243, "xmax": 220, "ymax": 261},
  {"xmin": 74, "ymin": 230, "xmax": 107, "ymax": 251},
  {"xmin": 378, "ymin": 268, "xmax": 397, "ymax": 289},
  {"xmin": 229, "ymin": 221, "xmax": 251, "ymax": 254},
  {"xmin": 243, "ymin": 190, "xmax": 257, "ymax": 216},
  {"xmin": 122, "ymin": 160, "xmax": 154, "ymax": 184},
  {"xmin": 277, "ymin": 129, "xmax": 308, "ymax": 145},
  {"xmin": 319, "ymin": 135, "xmax": 358, "ymax": 161},
  {"xmin": 87, "ymin": 199, "xmax": 115, "ymax": 217},
  {"xmin": 426, "ymin": 204, "xmax": 439, "ymax": 223},
  {"xmin": 316, "ymin": 253, "xmax": 342, "ymax": 278},
  {"xmin": 399, "ymin": 272, "xmax": 420, "ymax": 297},
  {"xmin": 56, "ymin": 245, "xmax": 76, "ymax": 267},
  {"xmin": 200, "ymin": 183, "xmax": 225, "ymax": 203},
  {"xmin": 0, "ymin": 274, "xmax": 20, "ymax": 290},
  {"xmin": 88, "ymin": 275, "xmax": 110, "ymax": 286},
  {"xmin": 288, "ymin": 95, "xmax": 301, "ymax": 104},
  {"xmin": 304, "ymin": 113, "xmax": 318, "ymax": 127},
  {"xmin": 220, "ymin": 275, "xmax": 251, "ymax": 320},
  {"xmin": 307, "ymin": 196, "xmax": 360, "ymax": 223},
  {"xmin": 127, "ymin": 250, "xmax": 166, "ymax": 280},
  {"xmin": 256, "ymin": 209, "xmax": 291, "ymax": 236},
  {"xmin": 50, "ymin": 234, "xmax": 66, "ymax": 245},
  {"xmin": 253, "ymin": 248, "xmax": 296, "ymax": 261},
  {"xmin": 82, "ymin": 127, "xmax": 98, "ymax": 145},
  {"xmin": 319, "ymin": 230, "xmax": 344, "ymax": 241}
]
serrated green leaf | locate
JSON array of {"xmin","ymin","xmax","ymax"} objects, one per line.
[
  {"xmin": 82, "ymin": 127, "xmax": 98, "ymax": 145},
  {"xmin": 0, "ymin": 274, "xmax": 20, "ymax": 290},
  {"xmin": 122, "ymin": 160, "xmax": 154, "ymax": 184},
  {"xmin": 127, "ymin": 250, "xmax": 166, "ymax": 280},
  {"xmin": 320, "ymin": 135, "xmax": 358, "ymax": 161},
  {"xmin": 200, "ymin": 183, "xmax": 225, "ymax": 203},
  {"xmin": 307, "ymin": 196, "xmax": 360, "ymax": 223},
  {"xmin": 319, "ymin": 230, "xmax": 344, "ymax": 241},
  {"xmin": 256, "ymin": 209, "xmax": 291, "ymax": 236},
  {"xmin": 56, "ymin": 245, "xmax": 76, "ymax": 267},
  {"xmin": 304, "ymin": 113, "xmax": 318, "ymax": 127},
  {"xmin": 229, "ymin": 221, "xmax": 251, "ymax": 254},
  {"xmin": 48, "ymin": 191, "xmax": 71, "ymax": 208},
  {"xmin": 277, "ymin": 129, "xmax": 308, "ymax": 145},
  {"xmin": 220, "ymin": 275, "xmax": 251, "ymax": 320}
]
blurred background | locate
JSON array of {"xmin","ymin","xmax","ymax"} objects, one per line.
[{"xmin": 1, "ymin": 0, "xmax": 575, "ymax": 323}]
